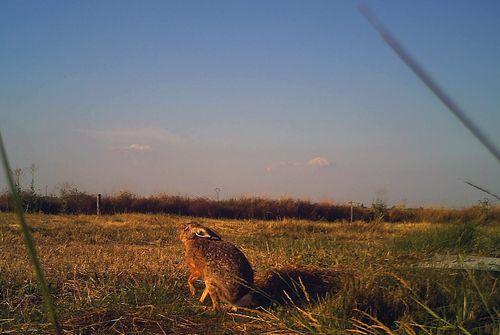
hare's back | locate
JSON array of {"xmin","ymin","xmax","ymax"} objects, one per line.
[{"xmin": 197, "ymin": 240, "xmax": 253, "ymax": 281}]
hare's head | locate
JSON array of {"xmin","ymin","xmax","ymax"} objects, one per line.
[{"xmin": 179, "ymin": 222, "xmax": 222, "ymax": 243}]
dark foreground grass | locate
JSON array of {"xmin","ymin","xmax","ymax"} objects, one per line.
[
  {"xmin": 0, "ymin": 213, "xmax": 498, "ymax": 334},
  {"xmin": 0, "ymin": 133, "xmax": 61, "ymax": 334}
]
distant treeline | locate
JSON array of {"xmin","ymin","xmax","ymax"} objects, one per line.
[{"xmin": 0, "ymin": 189, "xmax": 498, "ymax": 223}]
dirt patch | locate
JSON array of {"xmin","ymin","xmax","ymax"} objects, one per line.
[{"xmin": 420, "ymin": 255, "xmax": 500, "ymax": 271}]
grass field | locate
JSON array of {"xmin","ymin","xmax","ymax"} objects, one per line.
[{"xmin": 0, "ymin": 213, "xmax": 498, "ymax": 334}]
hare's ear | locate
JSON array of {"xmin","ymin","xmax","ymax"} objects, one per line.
[
  {"xmin": 195, "ymin": 228, "xmax": 213, "ymax": 239},
  {"xmin": 208, "ymin": 230, "xmax": 221, "ymax": 240}
]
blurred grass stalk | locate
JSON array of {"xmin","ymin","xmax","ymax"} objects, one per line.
[
  {"xmin": 0, "ymin": 132, "xmax": 62, "ymax": 334},
  {"xmin": 359, "ymin": 4, "xmax": 500, "ymax": 164}
]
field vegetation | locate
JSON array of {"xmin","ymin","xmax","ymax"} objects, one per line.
[
  {"xmin": 0, "ymin": 212, "xmax": 498, "ymax": 334},
  {"xmin": 1, "ymin": 189, "xmax": 498, "ymax": 224}
]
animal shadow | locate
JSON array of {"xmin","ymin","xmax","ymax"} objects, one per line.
[{"xmin": 250, "ymin": 266, "xmax": 350, "ymax": 307}]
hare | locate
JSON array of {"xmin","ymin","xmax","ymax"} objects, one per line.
[{"xmin": 179, "ymin": 222, "xmax": 254, "ymax": 310}]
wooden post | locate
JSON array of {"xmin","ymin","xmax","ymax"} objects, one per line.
[
  {"xmin": 96, "ymin": 194, "xmax": 101, "ymax": 216},
  {"xmin": 349, "ymin": 201, "xmax": 353, "ymax": 223}
]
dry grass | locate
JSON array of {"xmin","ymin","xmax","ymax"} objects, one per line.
[{"xmin": 0, "ymin": 213, "xmax": 498, "ymax": 334}]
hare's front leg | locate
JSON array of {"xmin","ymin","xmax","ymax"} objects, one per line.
[
  {"xmin": 205, "ymin": 281, "xmax": 221, "ymax": 311},
  {"xmin": 188, "ymin": 272, "xmax": 201, "ymax": 296},
  {"xmin": 199, "ymin": 287, "xmax": 209, "ymax": 302},
  {"xmin": 210, "ymin": 292, "xmax": 220, "ymax": 311}
]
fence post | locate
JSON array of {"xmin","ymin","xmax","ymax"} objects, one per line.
[
  {"xmin": 97, "ymin": 194, "xmax": 101, "ymax": 216},
  {"xmin": 349, "ymin": 201, "xmax": 353, "ymax": 223}
]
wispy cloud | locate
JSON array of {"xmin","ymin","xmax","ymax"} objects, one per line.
[
  {"xmin": 307, "ymin": 156, "xmax": 331, "ymax": 167},
  {"xmin": 266, "ymin": 156, "xmax": 332, "ymax": 173},
  {"xmin": 83, "ymin": 127, "xmax": 179, "ymax": 144},
  {"xmin": 110, "ymin": 143, "xmax": 153, "ymax": 152},
  {"xmin": 126, "ymin": 144, "xmax": 152, "ymax": 151},
  {"xmin": 266, "ymin": 161, "xmax": 303, "ymax": 172}
]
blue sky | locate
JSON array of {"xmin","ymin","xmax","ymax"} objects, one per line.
[{"xmin": 1, "ymin": 0, "xmax": 499, "ymax": 206}]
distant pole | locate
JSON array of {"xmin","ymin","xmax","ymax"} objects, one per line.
[
  {"xmin": 96, "ymin": 194, "xmax": 101, "ymax": 215},
  {"xmin": 214, "ymin": 188, "xmax": 220, "ymax": 201},
  {"xmin": 349, "ymin": 201, "xmax": 354, "ymax": 223},
  {"xmin": 29, "ymin": 163, "xmax": 38, "ymax": 194},
  {"xmin": 13, "ymin": 168, "xmax": 22, "ymax": 190}
]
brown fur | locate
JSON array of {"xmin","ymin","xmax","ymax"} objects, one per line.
[{"xmin": 180, "ymin": 222, "xmax": 254, "ymax": 310}]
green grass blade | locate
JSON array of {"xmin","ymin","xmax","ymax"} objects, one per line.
[
  {"xmin": 0, "ymin": 132, "xmax": 62, "ymax": 334},
  {"xmin": 458, "ymin": 255, "xmax": 496, "ymax": 322}
]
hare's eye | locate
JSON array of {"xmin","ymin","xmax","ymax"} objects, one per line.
[{"xmin": 195, "ymin": 230, "xmax": 211, "ymax": 238}]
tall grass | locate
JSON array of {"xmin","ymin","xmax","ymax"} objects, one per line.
[
  {"xmin": 392, "ymin": 221, "xmax": 499, "ymax": 257},
  {"xmin": 0, "ymin": 133, "xmax": 61, "ymax": 334}
]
